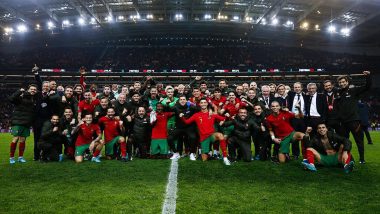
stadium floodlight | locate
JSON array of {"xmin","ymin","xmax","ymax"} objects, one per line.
[
  {"xmin": 36, "ymin": 24, "xmax": 40, "ymax": 29},
  {"xmin": 285, "ymin": 20, "xmax": 293, "ymax": 27},
  {"xmin": 261, "ymin": 18, "xmax": 267, "ymax": 25},
  {"xmin": 233, "ymin": 16, "xmax": 239, "ymax": 20},
  {"xmin": 301, "ymin": 21, "xmax": 309, "ymax": 29},
  {"xmin": 62, "ymin": 20, "xmax": 70, "ymax": 27},
  {"xmin": 218, "ymin": 14, "xmax": 227, "ymax": 20},
  {"xmin": 315, "ymin": 24, "xmax": 320, "ymax": 30},
  {"xmin": 106, "ymin": 15, "xmax": 113, "ymax": 22},
  {"xmin": 340, "ymin": 27, "xmax": 350, "ymax": 36},
  {"xmin": 328, "ymin": 25, "xmax": 336, "ymax": 33},
  {"xmin": 4, "ymin": 27, "xmax": 14, "ymax": 35},
  {"xmin": 175, "ymin": 13, "xmax": 183, "ymax": 20},
  {"xmin": 17, "ymin": 24, "xmax": 27, "ymax": 33},
  {"xmin": 204, "ymin": 14, "xmax": 211, "ymax": 20},
  {"xmin": 245, "ymin": 17, "xmax": 253, "ymax": 22},
  {"xmin": 90, "ymin": 17, "xmax": 96, "ymax": 24},
  {"xmin": 47, "ymin": 21, "xmax": 55, "ymax": 29},
  {"xmin": 118, "ymin": 15, "xmax": 125, "ymax": 20},
  {"xmin": 147, "ymin": 14, "xmax": 154, "ymax": 19},
  {"xmin": 271, "ymin": 17, "xmax": 279, "ymax": 25},
  {"xmin": 78, "ymin": 17, "xmax": 85, "ymax": 26}
]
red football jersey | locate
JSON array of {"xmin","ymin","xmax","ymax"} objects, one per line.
[
  {"xmin": 78, "ymin": 99, "xmax": 100, "ymax": 114},
  {"xmin": 182, "ymin": 112, "xmax": 225, "ymax": 142},
  {"xmin": 265, "ymin": 111, "xmax": 295, "ymax": 139},
  {"xmin": 151, "ymin": 112, "xmax": 174, "ymax": 139},
  {"xmin": 98, "ymin": 116, "xmax": 121, "ymax": 143},
  {"xmin": 75, "ymin": 123, "xmax": 101, "ymax": 146}
]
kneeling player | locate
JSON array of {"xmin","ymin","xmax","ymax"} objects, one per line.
[
  {"xmin": 72, "ymin": 113, "xmax": 104, "ymax": 163},
  {"xmin": 266, "ymin": 101, "xmax": 309, "ymax": 163},
  {"xmin": 98, "ymin": 107, "xmax": 127, "ymax": 161},
  {"xmin": 180, "ymin": 98, "xmax": 230, "ymax": 165},
  {"xmin": 302, "ymin": 123, "xmax": 354, "ymax": 173}
]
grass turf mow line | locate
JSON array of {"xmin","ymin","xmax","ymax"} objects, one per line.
[{"xmin": 162, "ymin": 158, "xmax": 179, "ymax": 214}]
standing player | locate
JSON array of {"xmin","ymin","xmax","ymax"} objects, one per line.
[
  {"xmin": 180, "ymin": 98, "xmax": 230, "ymax": 165},
  {"xmin": 8, "ymin": 85, "xmax": 38, "ymax": 164},
  {"xmin": 266, "ymin": 101, "xmax": 309, "ymax": 163},
  {"xmin": 98, "ymin": 107, "xmax": 127, "ymax": 161},
  {"xmin": 150, "ymin": 103, "xmax": 174, "ymax": 158},
  {"xmin": 72, "ymin": 113, "xmax": 103, "ymax": 163},
  {"xmin": 302, "ymin": 123, "xmax": 354, "ymax": 173},
  {"xmin": 77, "ymin": 91, "xmax": 100, "ymax": 120}
]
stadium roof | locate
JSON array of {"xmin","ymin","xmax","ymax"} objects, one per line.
[{"xmin": 1, "ymin": 0, "xmax": 380, "ymax": 44}]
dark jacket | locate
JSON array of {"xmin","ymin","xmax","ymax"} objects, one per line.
[
  {"xmin": 306, "ymin": 131, "xmax": 352, "ymax": 155},
  {"xmin": 128, "ymin": 116, "xmax": 151, "ymax": 138},
  {"xmin": 171, "ymin": 102, "xmax": 199, "ymax": 129},
  {"xmin": 9, "ymin": 90, "xmax": 37, "ymax": 127},
  {"xmin": 223, "ymin": 116, "xmax": 259, "ymax": 141},
  {"xmin": 305, "ymin": 93, "xmax": 327, "ymax": 120},
  {"xmin": 335, "ymin": 75, "xmax": 371, "ymax": 123},
  {"xmin": 323, "ymin": 88, "xmax": 339, "ymax": 122},
  {"xmin": 39, "ymin": 121, "xmax": 63, "ymax": 142}
]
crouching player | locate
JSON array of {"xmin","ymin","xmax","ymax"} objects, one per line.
[
  {"xmin": 72, "ymin": 113, "xmax": 104, "ymax": 163},
  {"xmin": 266, "ymin": 101, "xmax": 309, "ymax": 163},
  {"xmin": 302, "ymin": 123, "xmax": 354, "ymax": 173},
  {"xmin": 179, "ymin": 98, "xmax": 230, "ymax": 165},
  {"xmin": 98, "ymin": 107, "xmax": 128, "ymax": 161}
]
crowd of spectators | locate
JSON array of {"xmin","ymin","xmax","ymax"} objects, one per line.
[{"xmin": 0, "ymin": 45, "xmax": 378, "ymax": 72}]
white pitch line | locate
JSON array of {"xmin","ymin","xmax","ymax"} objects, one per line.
[{"xmin": 162, "ymin": 158, "xmax": 179, "ymax": 214}]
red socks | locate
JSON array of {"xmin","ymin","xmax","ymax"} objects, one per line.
[
  {"xmin": 18, "ymin": 142, "xmax": 25, "ymax": 157},
  {"xmin": 120, "ymin": 141, "xmax": 127, "ymax": 157},
  {"xmin": 345, "ymin": 152, "xmax": 352, "ymax": 164},
  {"xmin": 306, "ymin": 150, "xmax": 315, "ymax": 165},
  {"xmin": 10, "ymin": 142, "xmax": 17, "ymax": 158},
  {"xmin": 220, "ymin": 140, "xmax": 228, "ymax": 158},
  {"xmin": 93, "ymin": 149, "xmax": 101, "ymax": 157}
]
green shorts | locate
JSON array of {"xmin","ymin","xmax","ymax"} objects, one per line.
[
  {"xmin": 11, "ymin": 125, "xmax": 30, "ymax": 137},
  {"xmin": 75, "ymin": 144, "xmax": 90, "ymax": 157},
  {"xmin": 222, "ymin": 125, "xmax": 234, "ymax": 136},
  {"xmin": 320, "ymin": 153, "xmax": 340, "ymax": 166},
  {"xmin": 279, "ymin": 131, "xmax": 295, "ymax": 154},
  {"xmin": 105, "ymin": 136, "xmax": 120, "ymax": 156},
  {"xmin": 151, "ymin": 139, "xmax": 168, "ymax": 155},
  {"xmin": 200, "ymin": 135, "xmax": 216, "ymax": 154}
]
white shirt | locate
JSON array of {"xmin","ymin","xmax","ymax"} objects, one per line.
[
  {"xmin": 292, "ymin": 93, "xmax": 305, "ymax": 114},
  {"xmin": 309, "ymin": 94, "xmax": 320, "ymax": 117}
]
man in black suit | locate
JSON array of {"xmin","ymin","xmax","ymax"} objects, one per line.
[
  {"xmin": 286, "ymin": 82, "xmax": 307, "ymax": 159},
  {"xmin": 259, "ymin": 85, "xmax": 275, "ymax": 116},
  {"xmin": 305, "ymin": 83, "xmax": 327, "ymax": 137}
]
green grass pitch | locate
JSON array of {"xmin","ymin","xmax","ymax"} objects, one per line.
[{"xmin": 0, "ymin": 132, "xmax": 380, "ymax": 213}]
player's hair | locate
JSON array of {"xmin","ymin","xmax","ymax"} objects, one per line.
[
  {"xmin": 323, "ymin": 80, "xmax": 333, "ymax": 85},
  {"xmin": 337, "ymin": 75, "xmax": 350, "ymax": 83}
]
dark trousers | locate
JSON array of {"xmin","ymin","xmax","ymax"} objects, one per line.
[
  {"xmin": 340, "ymin": 121, "xmax": 365, "ymax": 161},
  {"xmin": 167, "ymin": 127, "xmax": 197, "ymax": 154},
  {"xmin": 128, "ymin": 134, "xmax": 150, "ymax": 158},
  {"xmin": 254, "ymin": 132, "xmax": 272, "ymax": 160},
  {"xmin": 362, "ymin": 125, "xmax": 373, "ymax": 144},
  {"xmin": 33, "ymin": 119, "xmax": 46, "ymax": 160},
  {"xmin": 229, "ymin": 136, "xmax": 251, "ymax": 162},
  {"xmin": 290, "ymin": 118, "xmax": 306, "ymax": 157},
  {"xmin": 38, "ymin": 137, "xmax": 64, "ymax": 161}
]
